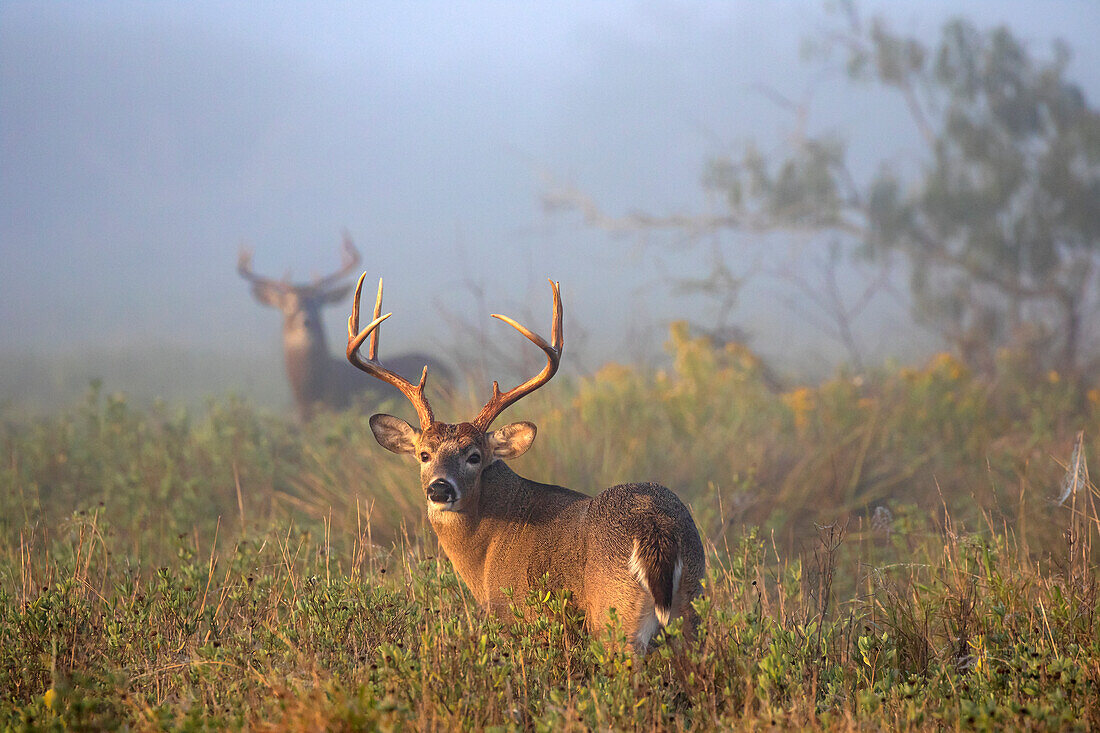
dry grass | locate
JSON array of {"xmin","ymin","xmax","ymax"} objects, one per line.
[{"xmin": 1, "ymin": 328, "xmax": 1098, "ymax": 729}]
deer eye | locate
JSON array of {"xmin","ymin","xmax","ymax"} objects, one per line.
[
  {"xmin": 419, "ymin": 451, "xmax": 430, "ymax": 463},
  {"xmin": 466, "ymin": 452, "xmax": 481, "ymax": 465}
]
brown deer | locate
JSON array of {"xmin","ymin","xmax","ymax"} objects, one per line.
[
  {"xmin": 346, "ymin": 275, "xmax": 705, "ymax": 650},
  {"xmin": 239, "ymin": 235, "xmax": 448, "ymax": 420}
]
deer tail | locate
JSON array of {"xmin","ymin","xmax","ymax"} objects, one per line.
[{"xmin": 628, "ymin": 528, "xmax": 682, "ymax": 626}]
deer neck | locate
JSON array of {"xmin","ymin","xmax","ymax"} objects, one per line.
[
  {"xmin": 428, "ymin": 461, "xmax": 591, "ymax": 608},
  {"xmin": 428, "ymin": 461, "xmax": 531, "ymax": 600},
  {"xmin": 282, "ymin": 320, "xmax": 330, "ymax": 401}
]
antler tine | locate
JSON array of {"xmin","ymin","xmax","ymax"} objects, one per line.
[
  {"xmin": 237, "ymin": 246, "xmax": 272, "ymax": 285},
  {"xmin": 473, "ymin": 279, "xmax": 563, "ymax": 431},
  {"xmin": 340, "ymin": 231, "xmax": 360, "ymax": 267},
  {"xmin": 238, "ymin": 246, "xmax": 294, "ymax": 296},
  {"xmin": 314, "ymin": 235, "xmax": 362, "ymax": 291},
  {"xmin": 346, "ymin": 274, "xmax": 435, "ymax": 429},
  {"xmin": 369, "ymin": 276, "xmax": 383, "ymax": 361}
]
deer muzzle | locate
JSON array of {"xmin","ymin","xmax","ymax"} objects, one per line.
[{"xmin": 427, "ymin": 478, "xmax": 457, "ymax": 505}]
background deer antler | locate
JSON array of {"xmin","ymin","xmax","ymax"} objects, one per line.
[
  {"xmin": 236, "ymin": 247, "xmax": 278, "ymax": 287},
  {"xmin": 238, "ymin": 236, "xmax": 360, "ymax": 292},
  {"xmin": 311, "ymin": 233, "xmax": 361, "ymax": 291}
]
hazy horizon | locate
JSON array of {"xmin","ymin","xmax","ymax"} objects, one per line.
[{"xmin": 3, "ymin": 1, "xmax": 1099, "ymax": 412}]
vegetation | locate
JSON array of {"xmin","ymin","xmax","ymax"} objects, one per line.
[
  {"xmin": 549, "ymin": 6, "xmax": 1100, "ymax": 377},
  {"xmin": 1, "ymin": 327, "xmax": 1098, "ymax": 730}
]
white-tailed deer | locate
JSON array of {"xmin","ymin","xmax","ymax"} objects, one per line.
[
  {"xmin": 239, "ymin": 235, "xmax": 450, "ymax": 420},
  {"xmin": 347, "ymin": 276, "xmax": 705, "ymax": 650}
]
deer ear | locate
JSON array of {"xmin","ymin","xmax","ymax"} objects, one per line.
[
  {"xmin": 369, "ymin": 414, "xmax": 420, "ymax": 455},
  {"xmin": 488, "ymin": 421, "xmax": 536, "ymax": 460},
  {"xmin": 250, "ymin": 282, "xmax": 288, "ymax": 309}
]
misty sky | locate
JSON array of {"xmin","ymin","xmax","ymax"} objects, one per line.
[{"xmin": 2, "ymin": 1, "xmax": 1099, "ymax": 406}]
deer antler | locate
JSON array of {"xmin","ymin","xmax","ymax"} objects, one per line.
[
  {"xmin": 313, "ymin": 233, "xmax": 361, "ymax": 291},
  {"xmin": 237, "ymin": 247, "xmax": 279, "ymax": 287},
  {"xmin": 238, "ymin": 236, "xmax": 360, "ymax": 291},
  {"xmin": 473, "ymin": 280, "xmax": 563, "ymax": 431},
  {"xmin": 346, "ymin": 274, "xmax": 435, "ymax": 429}
]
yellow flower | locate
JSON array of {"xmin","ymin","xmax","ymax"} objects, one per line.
[
  {"xmin": 724, "ymin": 341, "xmax": 761, "ymax": 371},
  {"xmin": 967, "ymin": 634, "xmax": 986, "ymax": 673},
  {"xmin": 928, "ymin": 352, "xmax": 965, "ymax": 380},
  {"xmin": 1047, "ymin": 370, "xmax": 1060, "ymax": 384},
  {"xmin": 782, "ymin": 387, "xmax": 816, "ymax": 431},
  {"xmin": 44, "ymin": 688, "xmax": 56, "ymax": 710},
  {"xmin": 593, "ymin": 362, "xmax": 634, "ymax": 384}
]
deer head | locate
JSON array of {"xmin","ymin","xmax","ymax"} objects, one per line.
[
  {"xmin": 238, "ymin": 234, "xmax": 360, "ymax": 347},
  {"xmin": 347, "ymin": 275, "xmax": 561, "ymax": 514}
]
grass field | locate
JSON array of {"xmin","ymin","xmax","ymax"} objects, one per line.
[{"xmin": 2, "ymin": 326, "xmax": 1098, "ymax": 730}]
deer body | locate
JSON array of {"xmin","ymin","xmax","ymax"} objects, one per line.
[
  {"xmin": 278, "ymin": 308, "xmax": 435, "ymax": 416},
  {"xmin": 350, "ymin": 278, "xmax": 704, "ymax": 651},
  {"xmin": 433, "ymin": 462, "xmax": 704, "ymax": 647},
  {"xmin": 238, "ymin": 236, "xmax": 448, "ymax": 420}
]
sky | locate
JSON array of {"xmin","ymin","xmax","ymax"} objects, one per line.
[{"xmin": 2, "ymin": 1, "xmax": 1099, "ymax": 409}]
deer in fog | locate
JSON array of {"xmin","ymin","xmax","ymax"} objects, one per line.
[
  {"xmin": 239, "ymin": 235, "xmax": 449, "ymax": 421},
  {"xmin": 346, "ymin": 276, "xmax": 705, "ymax": 651}
]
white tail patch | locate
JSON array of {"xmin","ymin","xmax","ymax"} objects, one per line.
[
  {"xmin": 629, "ymin": 539, "xmax": 683, "ymax": 627},
  {"xmin": 628, "ymin": 538, "xmax": 647, "ymax": 586}
]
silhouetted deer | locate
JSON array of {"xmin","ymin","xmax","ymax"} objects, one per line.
[{"xmin": 239, "ymin": 235, "xmax": 449, "ymax": 420}]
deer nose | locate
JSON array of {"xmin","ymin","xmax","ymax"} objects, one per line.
[{"xmin": 427, "ymin": 478, "xmax": 457, "ymax": 504}]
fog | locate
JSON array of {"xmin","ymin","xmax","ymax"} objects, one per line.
[{"xmin": 2, "ymin": 1, "xmax": 1098, "ymax": 411}]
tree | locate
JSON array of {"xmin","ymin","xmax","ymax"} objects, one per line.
[{"xmin": 551, "ymin": 5, "xmax": 1100, "ymax": 377}]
